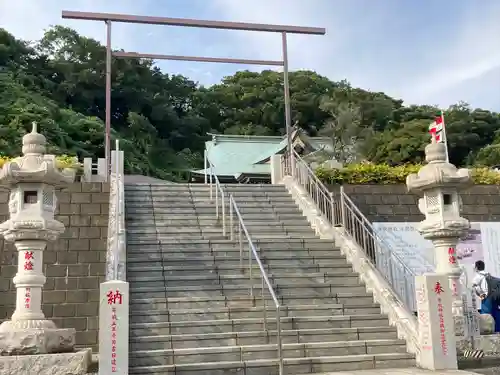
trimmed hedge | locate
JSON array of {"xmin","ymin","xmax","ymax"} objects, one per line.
[
  {"xmin": 0, "ymin": 155, "xmax": 81, "ymax": 171},
  {"xmin": 315, "ymin": 163, "xmax": 500, "ymax": 185}
]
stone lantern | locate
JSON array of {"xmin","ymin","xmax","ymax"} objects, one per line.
[
  {"xmin": 0, "ymin": 123, "xmax": 76, "ymax": 355},
  {"xmin": 406, "ymin": 139, "xmax": 472, "ymax": 370},
  {"xmin": 406, "ymin": 139, "xmax": 472, "ymax": 328}
]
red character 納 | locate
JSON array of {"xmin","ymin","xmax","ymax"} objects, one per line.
[{"xmin": 107, "ymin": 290, "xmax": 123, "ymax": 305}]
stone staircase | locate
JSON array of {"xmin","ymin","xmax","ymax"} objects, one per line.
[{"xmin": 125, "ymin": 183, "xmax": 415, "ymax": 374}]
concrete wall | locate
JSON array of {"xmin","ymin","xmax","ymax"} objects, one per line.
[
  {"xmin": 328, "ymin": 184, "xmax": 500, "ymax": 223},
  {"xmin": 0, "ymin": 182, "xmax": 109, "ymax": 352}
]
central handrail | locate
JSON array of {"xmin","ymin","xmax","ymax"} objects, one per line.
[
  {"xmin": 228, "ymin": 194, "xmax": 283, "ymax": 375},
  {"xmin": 283, "ymin": 150, "xmax": 420, "ymax": 312},
  {"xmin": 205, "ymin": 155, "xmax": 283, "ymax": 374},
  {"xmin": 207, "ymin": 160, "xmax": 226, "ymax": 236}
]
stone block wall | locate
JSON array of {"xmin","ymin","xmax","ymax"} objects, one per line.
[
  {"xmin": 0, "ymin": 182, "xmax": 109, "ymax": 352},
  {"xmin": 327, "ymin": 184, "xmax": 500, "ymax": 222}
]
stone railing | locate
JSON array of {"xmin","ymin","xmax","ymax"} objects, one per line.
[
  {"xmin": 281, "ymin": 175, "xmax": 420, "ymax": 356},
  {"xmin": 82, "ymin": 158, "xmax": 108, "ymax": 183},
  {"xmin": 105, "ymin": 147, "xmax": 126, "ymax": 281}
]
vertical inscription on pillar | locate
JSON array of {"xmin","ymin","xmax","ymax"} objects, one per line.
[
  {"xmin": 434, "ymin": 282, "xmax": 448, "ymax": 355},
  {"xmin": 24, "ymin": 288, "xmax": 31, "ymax": 309},
  {"xmin": 99, "ymin": 280, "xmax": 129, "ymax": 375},
  {"xmin": 23, "ymin": 251, "xmax": 34, "ymax": 271},
  {"xmin": 415, "ymin": 274, "xmax": 457, "ymax": 370}
]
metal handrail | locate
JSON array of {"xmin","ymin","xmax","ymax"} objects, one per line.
[
  {"xmin": 206, "ymin": 160, "xmax": 226, "ymax": 236},
  {"xmin": 228, "ymin": 194, "xmax": 283, "ymax": 375},
  {"xmin": 284, "ymin": 150, "xmax": 420, "ymax": 312},
  {"xmin": 204, "ymin": 154, "xmax": 283, "ymax": 374}
]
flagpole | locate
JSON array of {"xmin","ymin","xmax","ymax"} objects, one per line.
[{"xmin": 440, "ymin": 110, "xmax": 450, "ymax": 163}]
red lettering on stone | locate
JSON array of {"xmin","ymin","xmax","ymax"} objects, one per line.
[
  {"xmin": 24, "ymin": 261, "xmax": 33, "ymax": 271},
  {"xmin": 107, "ymin": 290, "xmax": 123, "ymax": 305},
  {"xmin": 24, "ymin": 251, "xmax": 34, "ymax": 260},
  {"xmin": 434, "ymin": 282, "xmax": 444, "ymax": 294}
]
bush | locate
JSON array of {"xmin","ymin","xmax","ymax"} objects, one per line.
[
  {"xmin": 0, "ymin": 154, "xmax": 82, "ymax": 171},
  {"xmin": 315, "ymin": 163, "xmax": 500, "ymax": 185}
]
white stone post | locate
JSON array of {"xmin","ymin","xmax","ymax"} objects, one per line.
[
  {"xmin": 407, "ymin": 140, "xmax": 472, "ymax": 369},
  {"xmin": 270, "ymin": 154, "xmax": 283, "ymax": 184},
  {"xmin": 0, "ymin": 122, "xmax": 76, "ymax": 355}
]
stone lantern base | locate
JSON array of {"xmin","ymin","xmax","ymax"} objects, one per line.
[
  {"xmin": 0, "ymin": 349, "xmax": 91, "ymax": 375},
  {"xmin": 0, "ymin": 320, "xmax": 76, "ymax": 356}
]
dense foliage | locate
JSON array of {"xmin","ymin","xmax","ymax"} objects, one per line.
[
  {"xmin": 0, "ymin": 155, "xmax": 80, "ymax": 170},
  {"xmin": 2, "ymin": 26, "xmax": 500, "ymax": 180},
  {"xmin": 316, "ymin": 164, "xmax": 500, "ymax": 185}
]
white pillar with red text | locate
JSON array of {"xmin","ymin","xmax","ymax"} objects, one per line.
[
  {"xmin": 432, "ymin": 238, "xmax": 466, "ymax": 335},
  {"xmin": 99, "ymin": 280, "xmax": 129, "ymax": 375},
  {"xmin": 416, "ymin": 274, "xmax": 457, "ymax": 370},
  {"xmin": 11, "ymin": 241, "xmax": 46, "ymax": 322}
]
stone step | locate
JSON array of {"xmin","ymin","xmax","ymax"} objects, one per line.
[
  {"xmin": 127, "ymin": 293, "xmax": 376, "ymax": 310},
  {"xmin": 125, "ymin": 196, "xmax": 296, "ymax": 204},
  {"xmin": 126, "ymin": 212, "xmax": 306, "ymax": 221},
  {"xmin": 125, "ymin": 219, "xmax": 310, "ymax": 227},
  {"xmin": 128, "ymin": 353, "xmax": 415, "ymax": 375},
  {"xmin": 129, "ymin": 314, "xmax": 391, "ymax": 336},
  {"xmin": 127, "ymin": 233, "xmax": 319, "ymax": 241},
  {"xmin": 126, "ymin": 253, "xmax": 348, "ymax": 264},
  {"xmin": 126, "ymin": 248, "xmax": 342, "ymax": 259},
  {"xmin": 125, "ymin": 194, "xmax": 294, "ymax": 202},
  {"xmin": 126, "ymin": 225, "xmax": 313, "ymax": 233},
  {"xmin": 129, "ymin": 339, "xmax": 407, "ymax": 366},
  {"xmin": 129, "ymin": 326, "xmax": 399, "ymax": 351},
  {"xmin": 125, "ymin": 216, "xmax": 309, "ymax": 225},
  {"xmin": 128, "ymin": 282, "xmax": 367, "ymax": 299},
  {"xmin": 126, "ymin": 206, "xmax": 303, "ymax": 214},
  {"xmin": 126, "ymin": 257, "xmax": 349, "ymax": 271},
  {"xmin": 222, "ymin": 184, "xmax": 287, "ymax": 190},
  {"xmin": 127, "ymin": 234, "xmax": 227, "ymax": 241},
  {"xmin": 125, "ymin": 199, "xmax": 297, "ymax": 207},
  {"xmin": 127, "ymin": 272, "xmax": 359, "ymax": 288},
  {"xmin": 126, "ymin": 241, "xmax": 337, "ymax": 251},
  {"xmin": 129, "ymin": 303, "xmax": 381, "ymax": 322},
  {"xmin": 126, "ymin": 264, "xmax": 353, "ymax": 278},
  {"xmin": 126, "ymin": 238, "xmax": 334, "ymax": 246}
]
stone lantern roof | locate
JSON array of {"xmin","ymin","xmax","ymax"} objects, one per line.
[
  {"xmin": 406, "ymin": 141, "xmax": 472, "ymax": 195},
  {"xmin": 0, "ymin": 123, "xmax": 76, "ymax": 188}
]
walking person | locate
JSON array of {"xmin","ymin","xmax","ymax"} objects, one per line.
[{"xmin": 472, "ymin": 260, "xmax": 500, "ymax": 333}]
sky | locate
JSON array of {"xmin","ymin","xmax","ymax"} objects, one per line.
[{"xmin": 1, "ymin": 0, "xmax": 499, "ymax": 111}]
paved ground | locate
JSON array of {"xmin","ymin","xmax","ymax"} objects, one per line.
[
  {"xmin": 473, "ymin": 368, "xmax": 500, "ymax": 375},
  {"xmin": 86, "ymin": 367, "xmax": 499, "ymax": 375},
  {"xmin": 308, "ymin": 369, "xmax": 487, "ymax": 375}
]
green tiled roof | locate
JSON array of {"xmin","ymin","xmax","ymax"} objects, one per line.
[{"xmin": 193, "ymin": 132, "xmax": 333, "ymax": 178}]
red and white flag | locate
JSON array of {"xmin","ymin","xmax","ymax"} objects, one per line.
[
  {"xmin": 429, "ymin": 115, "xmax": 444, "ymax": 143},
  {"xmin": 428, "ymin": 111, "xmax": 449, "ymax": 162}
]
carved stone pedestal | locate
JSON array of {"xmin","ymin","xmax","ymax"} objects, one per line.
[
  {"xmin": 0, "ymin": 326, "xmax": 75, "ymax": 355},
  {"xmin": 0, "ymin": 349, "xmax": 91, "ymax": 375}
]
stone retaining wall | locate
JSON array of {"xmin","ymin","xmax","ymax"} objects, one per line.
[
  {"xmin": 0, "ymin": 182, "xmax": 109, "ymax": 352},
  {"xmin": 327, "ymin": 184, "xmax": 500, "ymax": 222}
]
